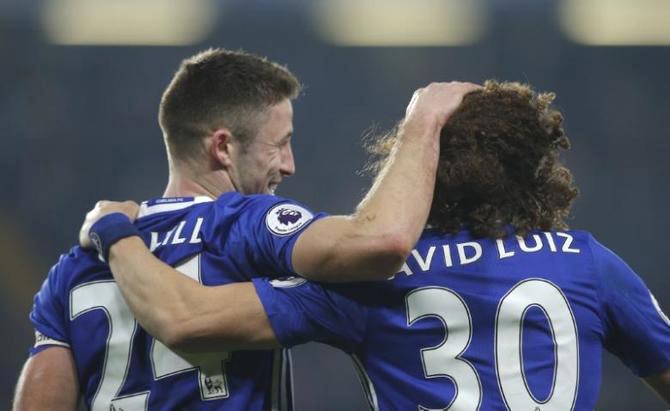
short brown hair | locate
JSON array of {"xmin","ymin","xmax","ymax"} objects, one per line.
[
  {"xmin": 159, "ymin": 48, "xmax": 301, "ymax": 162},
  {"xmin": 367, "ymin": 80, "xmax": 578, "ymax": 238}
]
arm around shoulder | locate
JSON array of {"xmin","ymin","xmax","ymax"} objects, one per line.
[
  {"xmin": 158, "ymin": 281, "xmax": 281, "ymax": 352},
  {"xmin": 292, "ymin": 82, "xmax": 481, "ymax": 283},
  {"xmin": 107, "ymin": 239, "xmax": 280, "ymax": 352},
  {"xmin": 292, "ymin": 215, "xmax": 412, "ymax": 282}
]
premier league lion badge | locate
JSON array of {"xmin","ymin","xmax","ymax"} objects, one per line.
[{"xmin": 265, "ymin": 203, "xmax": 314, "ymax": 236}]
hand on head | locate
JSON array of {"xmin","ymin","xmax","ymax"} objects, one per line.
[{"xmin": 405, "ymin": 81, "xmax": 482, "ymax": 129}]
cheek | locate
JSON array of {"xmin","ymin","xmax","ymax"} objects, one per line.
[{"xmin": 267, "ymin": 154, "xmax": 283, "ymax": 173}]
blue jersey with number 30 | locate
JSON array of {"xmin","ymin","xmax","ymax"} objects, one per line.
[
  {"xmin": 30, "ymin": 194, "xmax": 325, "ymax": 410},
  {"xmin": 253, "ymin": 229, "xmax": 670, "ymax": 410}
]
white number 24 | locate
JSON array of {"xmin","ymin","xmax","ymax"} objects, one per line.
[
  {"xmin": 70, "ymin": 255, "xmax": 229, "ymax": 411},
  {"xmin": 406, "ymin": 279, "xmax": 579, "ymax": 410}
]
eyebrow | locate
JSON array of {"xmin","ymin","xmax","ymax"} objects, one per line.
[{"xmin": 281, "ymin": 132, "xmax": 293, "ymax": 143}]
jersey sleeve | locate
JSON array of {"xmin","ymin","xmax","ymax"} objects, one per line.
[
  {"xmin": 29, "ymin": 259, "xmax": 71, "ymax": 355},
  {"xmin": 252, "ymin": 277, "xmax": 367, "ymax": 353},
  {"xmin": 236, "ymin": 195, "xmax": 328, "ymax": 275},
  {"xmin": 591, "ymin": 236, "xmax": 670, "ymax": 377}
]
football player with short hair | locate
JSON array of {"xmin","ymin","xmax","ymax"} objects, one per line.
[{"xmin": 13, "ymin": 47, "xmax": 478, "ymax": 410}]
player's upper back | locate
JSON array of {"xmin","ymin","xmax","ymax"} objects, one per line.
[
  {"xmin": 30, "ymin": 193, "xmax": 319, "ymax": 410},
  {"xmin": 353, "ymin": 229, "xmax": 670, "ymax": 410},
  {"xmin": 254, "ymin": 228, "xmax": 670, "ymax": 410},
  {"xmin": 136, "ymin": 193, "xmax": 318, "ymax": 278}
]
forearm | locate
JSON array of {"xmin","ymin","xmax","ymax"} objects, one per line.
[
  {"xmin": 108, "ymin": 237, "xmax": 278, "ymax": 351},
  {"xmin": 293, "ymin": 82, "xmax": 481, "ymax": 282},
  {"xmin": 169, "ymin": 282, "xmax": 279, "ymax": 352},
  {"xmin": 108, "ymin": 236, "xmax": 201, "ymax": 345},
  {"xmin": 293, "ymin": 117, "xmax": 440, "ymax": 282},
  {"xmin": 354, "ymin": 115, "xmax": 440, "ymax": 251},
  {"xmin": 13, "ymin": 347, "xmax": 79, "ymax": 411}
]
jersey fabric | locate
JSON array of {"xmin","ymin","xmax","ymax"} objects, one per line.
[
  {"xmin": 253, "ymin": 229, "xmax": 670, "ymax": 410},
  {"xmin": 30, "ymin": 193, "xmax": 326, "ymax": 411}
]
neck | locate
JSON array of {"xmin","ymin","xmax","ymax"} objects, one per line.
[{"xmin": 163, "ymin": 164, "xmax": 235, "ymax": 199}]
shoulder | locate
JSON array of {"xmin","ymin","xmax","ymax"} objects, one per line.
[
  {"xmin": 578, "ymin": 230, "xmax": 627, "ymax": 267},
  {"xmin": 57, "ymin": 245, "xmax": 104, "ymax": 273},
  {"xmin": 214, "ymin": 192, "xmax": 317, "ymax": 233},
  {"xmin": 579, "ymin": 231, "xmax": 644, "ymax": 293},
  {"xmin": 214, "ymin": 192, "xmax": 313, "ymax": 213},
  {"xmin": 32, "ymin": 245, "xmax": 104, "ymax": 323},
  {"xmin": 43, "ymin": 246, "xmax": 106, "ymax": 294}
]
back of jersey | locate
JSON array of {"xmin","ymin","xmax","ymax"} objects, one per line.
[
  {"xmin": 253, "ymin": 228, "xmax": 670, "ymax": 410},
  {"xmin": 30, "ymin": 194, "xmax": 320, "ymax": 410},
  {"xmin": 356, "ymin": 229, "xmax": 670, "ymax": 410}
]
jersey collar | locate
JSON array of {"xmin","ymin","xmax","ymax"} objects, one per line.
[{"xmin": 137, "ymin": 196, "xmax": 214, "ymax": 218}]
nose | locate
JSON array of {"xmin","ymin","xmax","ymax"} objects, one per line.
[{"xmin": 280, "ymin": 142, "xmax": 296, "ymax": 176}]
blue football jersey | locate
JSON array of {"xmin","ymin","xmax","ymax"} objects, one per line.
[
  {"xmin": 253, "ymin": 229, "xmax": 670, "ymax": 410},
  {"xmin": 30, "ymin": 193, "xmax": 325, "ymax": 410}
]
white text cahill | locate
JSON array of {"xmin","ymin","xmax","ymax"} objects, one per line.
[{"xmin": 149, "ymin": 218, "xmax": 204, "ymax": 252}]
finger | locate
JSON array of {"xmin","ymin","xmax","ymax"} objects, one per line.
[
  {"xmin": 406, "ymin": 88, "xmax": 423, "ymax": 115},
  {"xmin": 122, "ymin": 200, "xmax": 140, "ymax": 210},
  {"xmin": 459, "ymin": 83, "xmax": 483, "ymax": 92}
]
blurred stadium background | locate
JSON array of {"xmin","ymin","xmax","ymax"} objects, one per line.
[{"xmin": 2, "ymin": 0, "xmax": 669, "ymax": 409}]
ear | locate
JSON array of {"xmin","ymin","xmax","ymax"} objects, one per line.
[{"xmin": 208, "ymin": 128, "xmax": 235, "ymax": 169}]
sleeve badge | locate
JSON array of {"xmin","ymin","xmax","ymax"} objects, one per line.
[{"xmin": 265, "ymin": 203, "xmax": 314, "ymax": 236}]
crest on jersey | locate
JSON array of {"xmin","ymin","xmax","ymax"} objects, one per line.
[
  {"xmin": 265, "ymin": 203, "xmax": 313, "ymax": 236},
  {"xmin": 650, "ymin": 292, "xmax": 670, "ymax": 326}
]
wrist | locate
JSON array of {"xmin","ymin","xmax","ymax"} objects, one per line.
[
  {"xmin": 402, "ymin": 112, "xmax": 442, "ymax": 138},
  {"xmin": 89, "ymin": 213, "xmax": 141, "ymax": 262}
]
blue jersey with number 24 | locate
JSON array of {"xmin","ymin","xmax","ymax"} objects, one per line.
[
  {"xmin": 30, "ymin": 193, "xmax": 325, "ymax": 411},
  {"xmin": 253, "ymin": 228, "xmax": 670, "ymax": 410}
]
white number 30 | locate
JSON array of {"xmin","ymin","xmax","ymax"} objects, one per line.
[{"xmin": 406, "ymin": 279, "xmax": 579, "ymax": 411}]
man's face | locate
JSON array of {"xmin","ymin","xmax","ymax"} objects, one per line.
[{"xmin": 230, "ymin": 99, "xmax": 296, "ymax": 195}]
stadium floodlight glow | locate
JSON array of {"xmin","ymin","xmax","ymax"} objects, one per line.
[
  {"xmin": 41, "ymin": 0, "xmax": 217, "ymax": 46},
  {"xmin": 559, "ymin": 0, "xmax": 670, "ymax": 46},
  {"xmin": 311, "ymin": 0, "xmax": 487, "ymax": 47}
]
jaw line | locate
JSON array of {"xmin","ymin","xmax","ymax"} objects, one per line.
[{"xmin": 268, "ymin": 181, "xmax": 281, "ymax": 195}]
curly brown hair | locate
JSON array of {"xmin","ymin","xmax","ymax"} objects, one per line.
[{"xmin": 366, "ymin": 80, "xmax": 578, "ymax": 238}]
